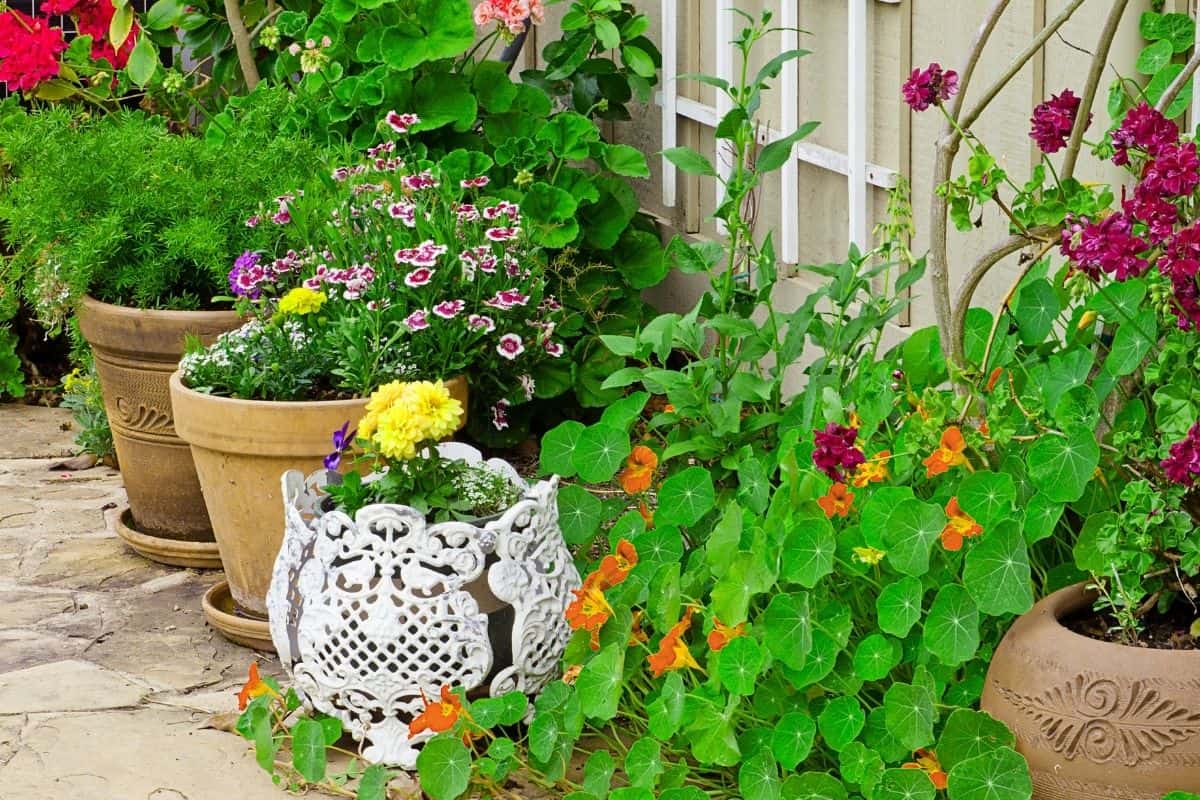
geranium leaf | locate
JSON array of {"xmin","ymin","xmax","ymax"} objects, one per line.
[
  {"xmin": 963, "ymin": 522, "xmax": 1034, "ymax": 616},
  {"xmin": 936, "ymin": 709, "xmax": 1015, "ymax": 771},
  {"xmin": 876, "ymin": 576, "xmax": 925, "ymax": 637},
  {"xmin": 946, "ymin": 746, "xmax": 1032, "ymax": 800},
  {"xmin": 817, "ymin": 696, "xmax": 865, "ymax": 752},
  {"xmin": 923, "ymin": 584, "xmax": 980, "ymax": 665},
  {"xmin": 883, "ymin": 682, "xmax": 935, "ymax": 751}
]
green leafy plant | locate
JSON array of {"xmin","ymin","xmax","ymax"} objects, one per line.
[
  {"xmin": 0, "ymin": 327, "xmax": 24, "ymax": 399},
  {"xmin": 60, "ymin": 362, "xmax": 114, "ymax": 461}
]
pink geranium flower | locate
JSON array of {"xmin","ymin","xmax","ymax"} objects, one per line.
[
  {"xmin": 902, "ymin": 62, "xmax": 958, "ymax": 112},
  {"xmin": 385, "ymin": 111, "xmax": 420, "ymax": 134}
]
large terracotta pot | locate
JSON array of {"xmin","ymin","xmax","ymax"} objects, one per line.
[
  {"xmin": 169, "ymin": 373, "xmax": 470, "ymax": 620},
  {"xmin": 77, "ymin": 296, "xmax": 240, "ymax": 553},
  {"xmin": 982, "ymin": 583, "xmax": 1200, "ymax": 800}
]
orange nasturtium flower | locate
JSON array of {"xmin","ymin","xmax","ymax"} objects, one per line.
[
  {"xmin": 903, "ymin": 749, "xmax": 949, "ymax": 790},
  {"xmin": 985, "ymin": 366, "xmax": 1004, "ymax": 393},
  {"xmin": 922, "ymin": 426, "xmax": 969, "ymax": 477},
  {"xmin": 619, "ymin": 445, "xmax": 659, "ymax": 494},
  {"xmin": 237, "ymin": 662, "xmax": 278, "ymax": 710},
  {"xmin": 597, "ymin": 539, "xmax": 638, "ymax": 588},
  {"xmin": 648, "ymin": 607, "xmax": 703, "ymax": 678},
  {"xmin": 851, "ymin": 450, "xmax": 891, "ymax": 488},
  {"xmin": 565, "ymin": 573, "xmax": 615, "ymax": 650},
  {"xmin": 817, "ymin": 482, "xmax": 855, "ymax": 518},
  {"xmin": 707, "ymin": 617, "xmax": 747, "ymax": 652},
  {"xmin": 629, "ymin": 610, "xmax": 650, "ymax": 646},
  {"xmin": 638, "ymin": 501, "xmax": 655, "ymax": 528},
  {"xmin": 940, "ymin": 497, "xmax": 983, "ymax": 552},
  {"xmin": 409, "ymin": 685, "xmax": 464, "ymax": 738}
]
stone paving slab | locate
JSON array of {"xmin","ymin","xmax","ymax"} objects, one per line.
[{"xmin": 0, "ymin": 404, "xmax": 324, "ymax": 800}]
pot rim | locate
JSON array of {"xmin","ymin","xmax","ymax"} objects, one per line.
[
  {"xmin": 169, "ymin": 369, "xmax": 367, "ymax": 412},
  {"xmin": 80, "ymin": 293, "xmax": 240, "ymax": 323},
  {"xmin": 1032, "ymin": 581, "xmax": 1200, "ymax": 660}
]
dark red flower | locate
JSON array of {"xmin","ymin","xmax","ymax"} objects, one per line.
[
  {"xmin": 1162, "ymin": 422, "xmax": 1200, "ymax": 485},
  {"xmin": 1112, "ymin": 103, "xmax": 1179, "ymax": 166},
  {"xmin": 1060, "ymin": 214, "xmax": 1150, "ymax": 281},
  {"xmin": 1030, "ymin": 90, "xmax": 1090, "ymax": 154},
  {"xmin": 902, "ymin": 63, "xmax": 958, "ymax": 112},
  {"xmin": 812, "ymin": 423, "xmax": 865, "ymax": 482},
  {"xmin": 0, "ymin": 10, "xmax": 66, "ymax": 92},
  {"xmin": 1157, "ymin": 223, "xmax": 1200, "ymax": 330},
  {"xmin": 1123, "ymin": 183, "xmax": 1178, "ymax": 244},
  {"xmin": 1141, "ymin": 141, "xmax": 1200, "ymax": 199}
]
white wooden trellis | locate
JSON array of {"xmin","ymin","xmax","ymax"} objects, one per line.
[{"xmin": 658, "ymin": 0, "xmax": 902, "ymax": 262}]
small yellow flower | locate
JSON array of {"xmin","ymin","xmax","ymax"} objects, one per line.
[
  {"xmin": 852, "ymin": 546, "xmax": 886, "ymax": 565},
  {"xmin": 277, "ymin": 287, "xmax": 327, "ymax": 316}
]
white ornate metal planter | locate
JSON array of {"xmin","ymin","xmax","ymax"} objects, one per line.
[{"xmin": 267, "ymin": 444, "xmax": 580, "ymax": 768}]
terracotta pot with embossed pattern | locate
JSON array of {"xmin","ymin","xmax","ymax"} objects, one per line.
[
  {"xmin": 981, "ymin": 582, "xmax": 1200, "ymax": 800},
  {"xmin": 77, "ymin": 296, "xmax": 240, "ymax": 556}
]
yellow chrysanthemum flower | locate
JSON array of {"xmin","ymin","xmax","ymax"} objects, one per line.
[
  {"xmin": 362, "ymin": 380, "xmax": 464, "ymax": 460},
  {"xmin": 277, "ymin": 287, "xmax": 327, "ymax": 316}
]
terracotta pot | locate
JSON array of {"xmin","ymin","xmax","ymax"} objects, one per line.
[
  {"xmin": 981, "ymin": 583, "xmax": 1200, "ymax": 800},
  {"xmin": 77, "ymin": 295, "xmax": 240, "ymax": 544},
  {"xmin": 168, "ymin": 372, "xmax": 469, "ymax": 619}
]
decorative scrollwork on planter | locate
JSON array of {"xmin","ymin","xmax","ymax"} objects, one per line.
[
  {"xmin": 267, "ymin": 444, "xmax": 580, "ymax": 768},
  {"xmin": 995, "ymin": 673, "xmax": 1200, "ymax": 766}
]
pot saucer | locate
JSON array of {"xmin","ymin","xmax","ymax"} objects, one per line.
[
  {"xmin": 202, "ymin": 581, "xmax": 275, "ymax": 652},
  {"xmin": 115, "ymin": 506, "xmax": 222, "ymax": 569}
]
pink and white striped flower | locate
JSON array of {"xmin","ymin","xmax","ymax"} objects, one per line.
[
  {"xmin": 483, "ymin": 201, "xmax": 521, "ymax": 222},
  {"xmin": 385, "ymin": 111, "xmax": 420, "ymax": 134},
  {"xmin": 504, "ymin": 253, "xmax": 521, "ymax": 277},
  {"xmin": 485, "ymin": 226, "xmax": 520, "ymax": 242},
  {"xmin": 402, "ymin": 171, "xmax": 438, "ymax": 191},
  {"xmin": 404, "ymin": 268, "xmax": 435, "ymax": 288},
  {"xmin": 331, "ymin": 166, "xmax": 350, "ymax": 181},
  {"xmin": 543, "ymin": 340, "xmax": 565, "ymax": 357},
  {"xmin": 497, "ymin": 333, "xmax": 525, "ymax": 360},
  {"xmin": 468, "ymin": 314, "xmax": 496, "ymax": 333},
  {"xmin": 245, "ymin": 214, "xmax": 261, "ymax": 228},
  {"xmin": 461, "ymin": 176, "xmax": 490, "ymax": 189},
  {"xmin": 519, "ymin": 374, "xmax": 536, "ymax": 400},
  {"xmin": 404, "ymin": 310, "xmax": 430, "ymax": 331},
  {"xmin": 456, "ymin": 203, "xmax": 480, "ymax": 223},
  {"xmin": 388, "ymin": 201, "xmax": 417, "ymax": 227},
  {"xmin": 432, "ymin": 300, "xmax": 465, "ymax": 319},
  {"xmin": 395, "ymin": 241, "xmax": 448, "ymax": 267},
  {"xmin": 485, "ymin": 289, "xmax": 531, "ymax": 310},
  {"xmin": 491, "ymin": 398, "xmax": 510, "ymax": 431}
]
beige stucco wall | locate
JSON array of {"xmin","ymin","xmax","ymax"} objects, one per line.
[{"xmin": 525, "ymin": 0, "xmax": 1177, "ymax": 338}]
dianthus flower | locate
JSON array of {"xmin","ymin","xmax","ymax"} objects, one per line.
[
  {"xmin": 902, "ymin": 62, "xmax": 958, "ymax": 112},
  {"xmin": 1111, "ymin": 102, "xmax": 1179, "ymax": 166},
  {"xmin": 1162, "ymin": 421, "xmax": 1200, "ymax": 485},
  {"xmin": 1029, "ymin": 89, "xmax": 1089, "ymax": 154},
  {"xmin": 1060, "ymin": 214, "xmax": 1149, "ymax": 281},
  {"xmin": 812, "ymin": 423, "xmax": 864, "ymax": 481}
]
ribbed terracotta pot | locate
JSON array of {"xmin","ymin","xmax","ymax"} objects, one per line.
[
  {"xmin": 77, "ymin": 296, "xmax": 240, "ymax": 552},
  {"xmin": 169, "ymin": 373, "xmax": 469, "ymax": 619},
  {"xmin": 981, "ymin": 583, "xmax": 1200, "ymax": 800}
]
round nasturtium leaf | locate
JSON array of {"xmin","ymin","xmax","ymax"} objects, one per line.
[
  {"xmin": 781, "ymin": 771, "xmax": 848, "ymax": 800},
  {"xmin": 945, "ymin": 746, "xmax": 1032, "ymax": 800},
  {"xmin": 852, "ymin": 634, "xmax": 901, "ymax": 681},
  {"xmin": 783, "ymin": 516, "xmax": 837, "ymax": 588},
  {"xmin": 557, "ymin": 484, "xmax": 603, "ymax": 545},
  {"xmin": 838, "ymin": 741, "xmax": 884, "ymax": 794},
  {"xmin": 416, "ymin": 735, "xmax": 472, "ymax": 800},
  {"xmin": 771, "ymin": 711, "xmax": 817, "ymax": 770},
  {"xmin": 864, "ymin": 707, "xmax": 911, "ymax": 764},
  {"xmin": 936, "ymin": 709, "xmax": 1015, "ymax": 771},
  {"xmin": 576, "ymin": 644, "xmax": 624, "ymax": 721},
  {"xmin": 955, "ymin": 471, "xmax": 1016, "ymax": 527},
  {"xmin": 763, "ymin": 592, "xmax": 813, "ymax": 670},
  {"xmin": 539, "ymin": 420, "xmax": 585, "ymax": 477},
  {"xmin": 574, "ymin": 424, "xmax": 632, "ymax": 483},
  {"xmin": 780, "ymin": 629, "xmax": 837, "ymax": 688},
  {"xmin": 717, "ymin": 635, "xmax": 765, "ymax": 696},
  {"xmin": 923, "ymin": 584, "xmax": 980, "ymax": 666},
  {"xmin": 1021, "ymin": 492, "xmax": 1063, "ymax": 544},
  {"xmin": 876, "ymin": 576, "xmax": 924, "ymax": 638},
  {"xmin": 883, "ymin": 498, "xmax": 946, "ymax": 577},
  {"xmin": 646, "ymin": 672, "xmax": 685, "ymax": 741},
  {"xmin": 962, "ymin": 522, "xmax": 1034, "ymax": 617},
  {"xmin": 859, "ymin": 487, "xmax": 916, "ymax": 549},
  {"xmin": 875, "ymin": 768, "xmax": 936, "ymax": 800},
  {"xmin": 883, "ymin": 682, "xmax": 935, "ymax": 751},
  {"xmin": 1025, "ymin": 429, "xmax": 1100, "ymax": 502},
  {"xmin": 817, "ymin": 696, "xmax": 865, "ymax": 752},
  {"xmin": 632, "ymin": 525, "xmax": 685, "ymax": 567},
  {"xmin": 655, "ymin": 467, "xmax": 715, "ymax": 527},
  {"xmin": 738, "ymin": 749, "xmax": 782, "ymax": 800},
  {"xmin": 624, "ymin": 737, "xmax": 664, "ymax": 789}
]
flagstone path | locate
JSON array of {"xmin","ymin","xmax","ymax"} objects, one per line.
[{"xmin": 0, "ymin": 404, "xmax": 332, "ymax": 800}]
